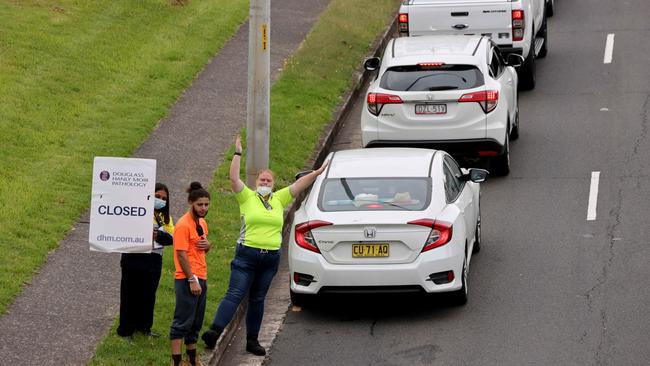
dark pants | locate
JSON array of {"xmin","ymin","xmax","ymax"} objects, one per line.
[
  {"xmin": 211, "ymin": 244, "xmax": 280, "ymax": 338},
  {"xmin": 117, "ymin": 253, "xmax": 162, "ymax": 336},
  {"xmin": 169, "ymin": 278, "xmax": 208, "ymax": 344}
]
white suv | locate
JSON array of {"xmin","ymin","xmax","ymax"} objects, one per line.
[
  {"xmin": 397, "ymin": 0, "xmax": 548, "ymax": 90},
  {"xmin": 361, "ymin": 35, "xmax": 521, "ymax": 175}
]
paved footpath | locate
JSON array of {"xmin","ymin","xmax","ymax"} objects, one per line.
[{"xmin": 0, "ymin": 1, "xmax": 330, "ymax": 365}]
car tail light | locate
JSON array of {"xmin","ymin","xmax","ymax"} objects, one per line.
[
  {"xmin": 408, "ymin": 219, "xmax": 453, "ymax": 252},
  {"xmin": 478, "ymin": 151, "xmax": 498, "ymax": 156},
  {"xmin": 512, "ymin": 10, "xmax": 525, "ymax": 41},
  {"xmin": 367, "ymin": 93, "xmax": 403, "ymax": 116},
  {"xmin": 365, "ymin": 203, "xmax": 384, "ymax": 209},
  {"xmin": 295, "ymin": 220, "xmax": 332, "ymax": 253},
  {"xmin": 458, "ymin": 90, "xmax": 499, "ymax": 113},
  {"xmin": 398, "ymin": 13, "xmax": 409, "ymax": 35}
]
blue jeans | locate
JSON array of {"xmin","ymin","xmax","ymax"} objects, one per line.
[{"xmin": 211, "ymin": 244, "xmax": 280, "ymax": 338}]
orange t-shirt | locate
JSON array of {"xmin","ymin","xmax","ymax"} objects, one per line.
[{"xmin": 173, "ymin": 212, "xmax": 208, "ymax": 280}]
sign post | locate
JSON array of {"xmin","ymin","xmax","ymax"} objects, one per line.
[
  {"xmin": 89, "ymin": 157, "xmax": 157, "ymax": 253},
  {"xmin": 246, "ymin": 0, "xmax": 271, "ymax": 187}
]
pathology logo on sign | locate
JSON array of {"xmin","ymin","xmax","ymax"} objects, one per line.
[{"xmin": 99, "ymin": 170, "xmax": 151, "ymax": 188}]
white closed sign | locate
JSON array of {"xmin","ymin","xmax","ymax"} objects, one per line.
[{"xmin": 89, "ymin": 157, "xmax": 157, "ymax": 253}]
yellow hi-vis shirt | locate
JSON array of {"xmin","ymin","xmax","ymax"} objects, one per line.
[{"xmin": 236, "ymin": 185, "xmax": 293, "ymax": 250}]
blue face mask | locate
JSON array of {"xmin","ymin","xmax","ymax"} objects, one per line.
[{"xmin": 154, "ymin": 198, "xmax": 167, "ymax": 210}]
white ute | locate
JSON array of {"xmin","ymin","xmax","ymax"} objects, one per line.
[{"xmin": 398, "ymin": 0, "xmax": 548, "ymax": 90}]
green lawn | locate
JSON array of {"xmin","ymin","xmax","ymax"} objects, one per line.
[
  {"xmin": 90, "ymin": 0, "xmax": 399, "ymax": 364},
  {"xmin": 0, "ymin": 0, "xmax": 249, "ymax": 313}
]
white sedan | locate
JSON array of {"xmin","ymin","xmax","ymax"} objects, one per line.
[
  {"xmin": 288, "ymin": 148, "xmax": 487, "ymax": 306},
  {"xmin": 361, "ymin": 35, "xmax": 523, "ymax": 175}
]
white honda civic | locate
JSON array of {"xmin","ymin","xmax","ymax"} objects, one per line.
[
  {"xmin": 288, "ymin": 148, "xmax": 488, "ymax": 306},
  {"xmin": 361, "ymin": 35, "xmax": 523, "ymax": 176}
]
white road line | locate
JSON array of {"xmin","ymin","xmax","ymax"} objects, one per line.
[
  {"xmin": 587, "ymin": 171, "xmax": 600, "ymax": 221},
  {"xmin": 603, "ymin": 34, "xmax": 615, "ymax": 64}
]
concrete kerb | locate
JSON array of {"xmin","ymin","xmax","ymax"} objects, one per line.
[{"xmin": 204, "ymin": 14, "xmax": 398, "ymax": 366}]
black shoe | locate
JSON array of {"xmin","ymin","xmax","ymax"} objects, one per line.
[
  {"xmin": 246, "ymin": 337, "xmax": 266, "ymax": 356},
  {"xmin": 201, "ymin": 327, "xmax": 223, "ymax": 349},
  {"xmin": 116, "ymin": 328, "xmax": 134, "ymax": 338}
]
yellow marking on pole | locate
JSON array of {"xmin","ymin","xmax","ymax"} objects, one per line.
[{"xmin": 262, "ymin": 24, "xmax": 267, "ymax": 51}]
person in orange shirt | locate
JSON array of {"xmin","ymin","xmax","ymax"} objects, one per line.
[{"xmin": 169, "ymin": 182, "xmax": 211, "ymax": 366}]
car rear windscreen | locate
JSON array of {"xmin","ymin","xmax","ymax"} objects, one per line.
[
  {"xmin": 318, "ymin": 178, "xmax": 431, "ymax": 212},
  {"xmin": 380, "ymin": 64, "xmax": 484, "ymax": 91}
]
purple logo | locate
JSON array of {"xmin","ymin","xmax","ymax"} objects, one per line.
[{"xmin": 99, "ymin": 171, "xmax": 110, "ymax": 181}]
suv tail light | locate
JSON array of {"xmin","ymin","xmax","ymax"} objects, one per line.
[
  {"xmin": 398, "ymin": 13, "xmax": 409, "ymax": 35},
  {"xmin": 408, "ymin": 219, "xmax": 453, "ymax": 252},
  {"xmin": 512, "ymin": 10, "xmax": 525, "ymax": 41},
  {"xmin": 367, "ymin": 93, "xmax": 403, "ymax": 116},
  {"xmin": 295, "ymin": 220, "xmax": 333, "ymax": 253},
  {"xmin": 418, "ymin": 62, "xmax": 445, "ymax": 69},
  {"xmin": 458, "ymin": 90, "xmax": 499, "ymax": 113}
]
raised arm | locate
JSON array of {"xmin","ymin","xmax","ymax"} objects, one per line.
[
  {"xmin": 290, "ymin": 160, "xmax": 329, "ymax": 197},
  {"xmin": 230, "ymin": 135, "xmax": 245, "ymax": 193}
]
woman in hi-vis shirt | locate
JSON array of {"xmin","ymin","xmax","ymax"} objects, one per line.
[{"xmin": 201, "ymin": 135, "xmax": 328, "ymax": 356}]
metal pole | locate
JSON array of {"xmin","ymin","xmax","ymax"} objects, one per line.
[{"xmin": 246, "ymin": 0, "xmax": 270, "ymax": 188}]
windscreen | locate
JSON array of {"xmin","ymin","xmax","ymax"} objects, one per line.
[
  {"xmin": 318, "ymin": 178, "xmax": 431, "ymax": 212},
  {"xmin": 380, "ymin": 64, "xmax": 484, "ymax": 91}
]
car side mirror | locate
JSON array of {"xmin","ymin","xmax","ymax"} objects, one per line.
[
  {"xmin": 295, "ymin": 170, "xmax": 313, "ymax": 181},
  {"xmin": 364, "ymin": 57, "xmax": 381, "ymax": 71},
  {"xmin": 467, "ymin": 168, "xmax": 489, "ymax": 183},
  {"xmin": 506, "ymin": 54, "xmax": 525, "ymax": 68}
]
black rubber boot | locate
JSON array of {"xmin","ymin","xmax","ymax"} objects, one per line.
[
  {"xmin": 246, "ymin": 335, "xmax": 266, "ymax": 356},
  {"xmin": 201, "ymin": 326, "xmax": 223, "ymax": 349}
]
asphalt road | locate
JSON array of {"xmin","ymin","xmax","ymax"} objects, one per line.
[{"xmin": 265, "ymin": 0, "xmax": 650, "ymax": 365}]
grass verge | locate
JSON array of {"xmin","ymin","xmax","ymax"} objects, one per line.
[
  {"xmin": 90, "ymin": 0, "xmax": 399, "ymax": 364},
  {"xmin": 0, "ymin": 0, "xmax": 249, "ymax": 313}
]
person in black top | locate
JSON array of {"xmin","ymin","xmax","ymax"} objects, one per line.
[{"xmin": 117, "ymin": 182, "xmax": 175, "ymax": 337}]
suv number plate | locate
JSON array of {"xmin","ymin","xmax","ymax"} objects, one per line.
[{"xmin": 415, "ymin": 104, "xmax": 447, "ymax": 114}]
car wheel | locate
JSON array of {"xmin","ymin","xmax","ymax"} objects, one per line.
[
  {"xmin": 510, "ymin": 104, "xmax": 520, "ymax": 140},
  {"xmin": 518, "ymin": 40, "xmax": 536, "ymax": 90},
  {"xmin": 290, "ymin": 289, "xmax": 312, "ymax": 307},
  {"xmin": 473, "ymin": 209, "xmax": 481, "ymax": 254},
  {"xmin": 491, "ymin": 130, "xmax": 510, "ymax": 176},
  {"xmin": 546, "ymin": 0, "xmax": 554, "ymax": 17},
  {"xmin": 537, "ymin": 14, "xmax": 549, "ymax": 59},
  {"xmin": 450, "ymin": 253, "xmax": 468, "ymax": 306}
]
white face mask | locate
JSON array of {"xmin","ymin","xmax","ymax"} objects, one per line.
[{"xmin": 256, "ymin": 186, "xmax": 272, "ymax": 197}]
